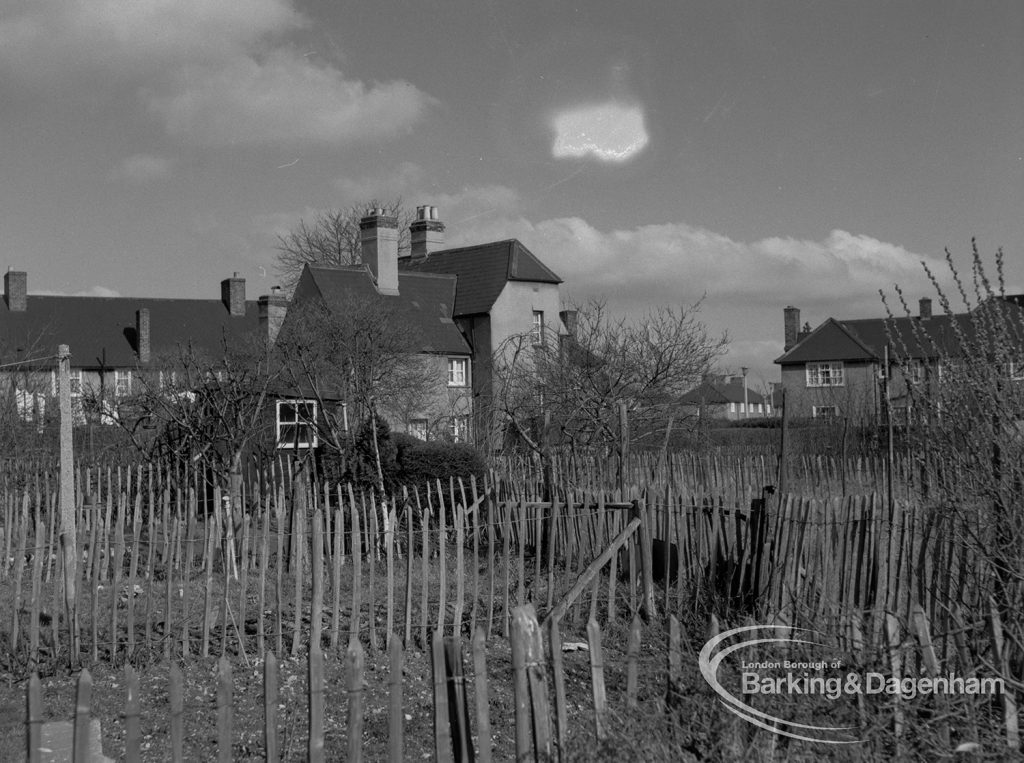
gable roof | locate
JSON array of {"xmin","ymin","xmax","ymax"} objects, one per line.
[
  {"xmin": 0, "ymin": 295, "xmax": 261, "ymax": 369},
  {"xmin": 400, "ymin": 239, "xmax": 562, "ymax": 316},
  {"xmin": 680, "ymin": 378, "xmax": 766, "ymax": 405},
  {"xmin": 298, "ymin": 265, "xmax": 471, "ymax": 355}
]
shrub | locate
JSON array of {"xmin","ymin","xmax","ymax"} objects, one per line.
[{"xmin": 393, "ymin": 433, "xmax": 487, "ymax": 491}]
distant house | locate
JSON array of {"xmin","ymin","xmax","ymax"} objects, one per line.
[
  {"xmin": 774, "ymin": 297, "xmax": 1024, "ymax": 422},
  {"xmin": 0, "ymin": 269, "xmax": 280, "ymax": 428},
  {"xmin": 680, "ymin": 374, "xmax": 772, "ymax": 421}
]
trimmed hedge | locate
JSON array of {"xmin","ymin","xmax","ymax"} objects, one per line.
[{"xmin": 392, "ymin": 433, "xmax": 487, "ymax": 491}]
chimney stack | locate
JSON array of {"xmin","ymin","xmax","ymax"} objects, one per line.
[
  {"xmin": 408, "ymin": 205, "xmax": 445, "ymax": 260},
  {"xmin": 4, "ymin": 270, "xmax": 27, "ymax": 312},
  {"xmin": 559, "ymin": 309, "xmax": 578, "ymax": 337},
  {"xmin": 221, "ymin": 273, "xmax": 246, "ymax": 316},
  {"xmin": 258, "ymin": 286, "xmax": 288, "ymax": 345},
  {"xmin": 919, "ymin": 297, "xmax": 932, "ymax": 319},
  {"xmin": 784, "ymin": 306, "xmax": 800, "ymax": 351},
  {"xmin": 360, "ymin": 210, "xmax": 400, "ymax": 295},
  {"xmin": 135, "ymin": 308, "xmax": 150, "ymax": 364}
]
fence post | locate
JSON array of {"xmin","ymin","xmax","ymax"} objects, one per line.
[
  {"xmin": 308, "ymin": 645, "xmax": 325, "ymax": 763},
  {"xmin": 26, "ymin": 672, "xmax": 42, "ymax": 763},
  {"xmin": 347, "ymin": 641, "xmax": 366, "ymax": 762},
  {"xmin": 73, "ymin": 668, "xmax": 92, "ymax": 763},
  {"xmin": 472, "ymin": 628, "xmax": 492, "ymax": 763}
]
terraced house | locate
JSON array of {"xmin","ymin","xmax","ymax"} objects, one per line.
[
  {"xmin": 775, "ymin": 296, "xmax": 1024, "ymax": 423},
  {"xmin": 0, "ymin": 205, "xmax": 568, "ymax": 447}
]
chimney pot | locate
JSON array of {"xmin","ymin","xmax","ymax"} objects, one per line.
[
  {"xmin": 784, "ymin": 306, "xmax": 800, "ymax": 351},
  {"xmin": 4, "ymin": 270, "xmax": 27, "ymax": 312},
  {"xmin": 559, "ymin": 309, "xmax": 578, "ymax": 337},
  {"xmin": 220, "ymin": 275, "xmax": 246, "ymax": 316},
  {"xmin": 919, "ymin": 297, "xmax": 932, "ymax": 319}
]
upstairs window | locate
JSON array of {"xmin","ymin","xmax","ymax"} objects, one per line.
[
  {"xmin": 448, "ymin": 357, "xmax": 468, "ymax": 387},
  {"xmin": 806, "ymin": 361, "xmax": 844, "ymax": 387},
  {"xmin": 114, "ymin": 369, "xmax": 133, "ymax": 398},
  {"xmin": 277, "ymin": 400, "xmax": 318, "ymax": 449},
  {"xmin": 531, "ymin": 311, "xmax": 545, "ymax": 346}
]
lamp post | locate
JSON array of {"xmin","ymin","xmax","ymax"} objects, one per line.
[{"xmin": 741, "ymin": 366, "xmax": 749, "ymax": 419}]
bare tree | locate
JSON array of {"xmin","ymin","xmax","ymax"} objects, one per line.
[
  {"xmin": 883, "ymin": 243, "xmax": 1024, "ymax": 688},
  {"xmin": 492, "ymin": 298, "xmax": 729, "ymax": 455},
  {"xmin": 275, "ymin": 199, "xmax": 415, "ymax": 292}
]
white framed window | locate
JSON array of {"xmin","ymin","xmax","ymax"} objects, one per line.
[
  {"xmin": 908, "ymin": 360, "xmax": 925, "ymax": 385},
  {"xmin": 729, "ymin": 402, "xmax": 736, "ymax": 413},
  {"xmin": 1009, "ymin": 360, "xmax": 1024, "ymax": 382},
  {"xmin": 449, "ymin": 415, "xmax": 469, "ymax": 443},
  {"xmin": 531, "ymin": 310, "xmax": 545, "ymax": 346},
  {"xmin": 68, "ymin": 370, "xmax": 82, "ymax": 397},
  {"xmin": 158, "ymin": 370, "xmax": 179, "ymax": 389},
  {"xmin": 447, "ymin": 357, "xmax": 468, "ymax": 387},
  {"xmin": 408, "ymin": 419, "xmax": 428, "ymax": 441},
  {"xmin": 276, "ymin": 400, "xmax": 318, "ymax": 449},
  {"xmin": 806, "ymin": 361, "xmax": 844, "ymax": 387},
  {"xmin": 115, "ymin": 369, "xmax": 132, "ymax": 398},
  {"xmin": 812, "ymin": 405, "xmax": 838, "ymax": 419}
]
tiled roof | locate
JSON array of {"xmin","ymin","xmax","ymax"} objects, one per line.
[
  {"xmin": 0, "ymin": 295, "xmax": 261, "ymax": 369},
  {"xmin": 400, "ymin": 239, "xmax": 562, "ymax": 316},
  {"xmin": 300, "ymin": 265, "xmax": 471, "ymax": 355},
  {"xmin": 775, "ymin": 302, "xmax": 1024, "ymax": 365},
  {"xmin": 680, "ymin": 378, "xmax": 765, "ymax": 405}
]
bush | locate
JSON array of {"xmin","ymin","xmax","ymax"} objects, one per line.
[{"xmin": 392, "ymin": 433, "xmax": 487, "ymax": 491}]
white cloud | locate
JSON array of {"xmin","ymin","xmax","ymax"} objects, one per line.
[
  {"xmin": 0, "ymin": 0, "xmax": 433, "ymax": 146},
  {"xmin": 550, "ymin": 102, "xmax": 649, "ymax": 162},
  {"xmin": 109, "ymin": 154, "xmax": 173, "ymax": 183},
  {"xmin": 35, "ymin": 286, "xmax": 122, "ymax": 297}
]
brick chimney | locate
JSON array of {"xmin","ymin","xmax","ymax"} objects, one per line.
[
  {"xmin": 258, "ymin": 286, "xmax": 288, "ymax": 345},
  {"xmin": 360, "ymin": 209, "xmax": 399, "ymax": 295},
  {"xmin": 784, "ymin": 306, "xmax": 800, "ymax": 351},
  {"xmin": 135, "ymin": 308, "xmax": 150, "ymax": 363},
  {"xmin": 919, "ymin": 297, "xmax": 932, "ymax": 319},
  {"xmin": 559, "ymin": 309, "xmax": 578, "ymax": 337},
  {"xmin": 408, "ymin": 205, "xmax": 445, "ymax": 261},
  {"xmin": 221, "ymin": 273, "xmax": 246, "ymax": 316},
  {"xmin": 4, "ymin": 270, "xmax": 27, "ymax": 312}
]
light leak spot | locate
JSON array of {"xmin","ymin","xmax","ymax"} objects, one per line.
[{"xmin": 550, "ymin": 102, "xmax": 649, "ymax": 162}]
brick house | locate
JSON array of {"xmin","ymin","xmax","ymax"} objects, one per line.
[
  {"xmin": 0, "ymin": 269, "xmax": 281, "ymax": 428},
  {"xmin": 774, "ymin": 297, "xmax": 1024, "ymax": 422}
]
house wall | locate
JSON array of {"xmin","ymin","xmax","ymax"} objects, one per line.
[
  {"xmin": 781, "ymin": 361, "xmax": 880, "ymax": 421},
  {"xmin": 488, "ymin": 281, "xmax": 564, "ymax": 357},
  {"xmin": 379, "ymin": 353, "xmax": 474, "ymax": 441}
]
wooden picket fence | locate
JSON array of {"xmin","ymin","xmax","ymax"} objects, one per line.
[{"xmin": 24, "ymin": 602, "xmax": 1019, "ymax": 760}]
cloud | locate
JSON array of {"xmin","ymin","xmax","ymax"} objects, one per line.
[
  {"xmin": 0, "ymin": 0, "xmax": 433, "ymax": 146},
  {"xmin": 109, "ymin": 154, "xmax": 172, "ymax": 183},
  {"xmin": 35, "ymin": 286, "xmax": 122, "ymax": 297},
  {"xmin": 550, "ymin": 102, "xmax": 649, "ymax": 162}
]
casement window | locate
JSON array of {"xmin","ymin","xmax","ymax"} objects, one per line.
[
  {"xmin": 158, "ymin": 370, "xmax": 179, "ymax": 390},
  {"xmin": 276, "ymin": 400, "xmax": 318, "ymax": 449},
  {"xmin": 447, "ymin": 357, "xmax": 468, "ymax": 387},
  {"xmin": 449, "ymin": 415, "xmax": 469, "ymax": 443},
  {"xmin": 531, "ymin": 311, "xmax": 545, "ymax": 346},
  {"xmin": 805, "ymin": 361, "xmax": 844, "ymax": 387},
  {"xmin": 812, "ymin": 405, "xmax": 838, "ymax": 419},
  {"xmin": 729, "ymin": 402, "xmax": 736, "ymax": 413},
  {"xmin": 50, "ymin": 369, "xmax": 83, "ymax": 397},
  {"xmin": 114, "ymin": 369, "xmax": 133, "ymax": 398},
  {"xmin": 1009, "ymin": 360, "xmax": 1024, "ymax": 382},
  {"xmin": 408, "ymin": 419, "xmax": 428, "ymax": 441},
  {"xmin": 908, "ymin": 360, "xmax": 925, "ymax": 384}
]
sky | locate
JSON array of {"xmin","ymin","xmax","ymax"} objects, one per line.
[{"xmin": 1, "ymin": 0, "xmax": 1022, "ymax": 387}]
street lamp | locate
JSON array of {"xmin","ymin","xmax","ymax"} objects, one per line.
[{"xmin": 741, "ymin": 366, "xmax": 749, "ymax": 419}]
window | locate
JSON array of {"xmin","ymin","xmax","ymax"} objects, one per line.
[
  {"xmin": 159, "ymin": 370, "xmax": 179, "ymax": 389},
  {"xmin": 806, "ymin": 361, "xmax": 844, "ymax": 387},
  {"xmin": 68, "ymin": 370, "xmax": 82, "ymax": 397},
  {"xmin": 532, "ymin": 311, "xmax": 545, "ymax": 345},
  {"xmin": 448, "ymin": 357, "xmax": 468, "ymax": 387},
  {"xmin": 1009, "ymin": 360, "xmax": 1024, "ymax": 382},
  {"xmin": 729, "ymin": 402, "xmax": 736, "ymax": 413},
  {"xmin": 449, "ymin": 415, "xmax": 469, "ymax": 443},
  {"xmin": 277, "ymin": 400, "xmax": 318, "ymax": 449},
  {"xmin": 908, "ymin": 360, "xmax": 925, "ymax": 385},
  {"xmin": 408, "ymin": 419, "xmax": 428, "ymax": 441},
  {"xmin": 114, "ymin": 369, "xmax": 132, "ymax": 398},
  {"xmin": 812, "ymin": 405, "xmax": 838, "ymax": 419}
]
